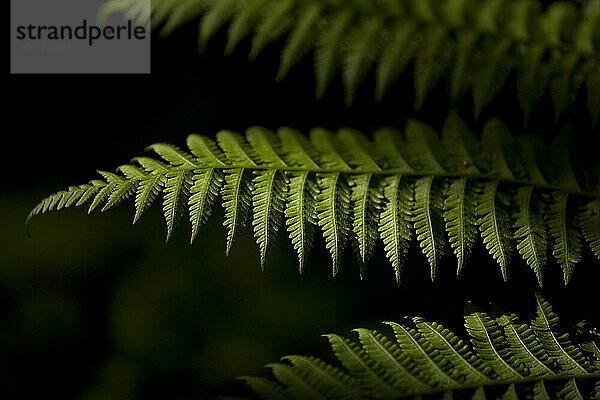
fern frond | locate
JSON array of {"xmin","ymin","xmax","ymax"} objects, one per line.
[
  {"xmin": 239, "ymin": 376, "xmax": 287, "ymax": 400},
  {"xmin": 354, "ymin": 328, "xmax": 433, "ymax": 394},
  {"xmin": 199, "ymin": 0, "xmax": 238, "ymax": 49},
  {"xmin": 375, "ymin": 21, "xmax": 419, "ymax": 101},
  {"xmin": 386, "ymin": 321, "xmax": 459, "ymax": 387},
  {"xmin": 285, "ymin": 172, "xmax": 317, "ymax": 274},
  {"xmin": 532, "ymin": 294, "xmax": 591, "ymax": 375},
  {"xmin": 163, "ymin": 170, "xmax": 192, "ymax": 241},
  {"xmin": 497, "ymin": 314, "xmax": 556, "ymax": 378},
  {"xmin": 413, "ymin": 176, "xmax": 445, "ymax": 281},
  {"xmin": 315, "ymin": 172, "xmax": 351, "ymax": 276},
  {"xmin": 378, "ymin": 175, "xmax": 413, "ymax": 284},
  {"xmin": 545, "ymin": 191, "xmax": 583, "ymax": 284},
  {"xmin": 266, "ymin": 363, "xmax": 329, "ymax": 400},
  {"xmin": 343, "ymin": 16, "xmax": 385, "ymax": 105},
  {"xmin": 472, "ymin": 38, "xmax": 514, "ymax": 118},
  {"xmin": 444, "ymin": 177, "xmax": 478, "ymax": 275},
  {"xmin": 30, "ymin": 116, "xmax": 600, "ymax": 284},
  {"xmin": 133, "ymin": 168, "xmax": 166, "ymax": 224},
  {"xmin": 102, "ymin": 0, "xmax": 600, "ymax": 123},
  {"xmin": 475, "ymin": 180, "xmax": 513, "ymax": 281},
  {"xmin": 281, "ymin": 355, "xmax": 359, "ymax": 399},
  {"xmin": 189, "ymin": 168, "xmax": 223, "ymax": 244},
  {"xmin": 413, "ymin": 26, "xmax": 453, "ymax": 111},
  {"xmin": 349, "ymin": 174, "xmax": 385, "ymax": 275},
  {"xmin": 240, "ymin": 297, "xmax": 600, "ymax": 399},
  {"xmin": 277, "ymin": 10, "xmax": 318, "ymax": 80},
  {"xmin": 464, "ymin": 307, "xmax": 527, "ymax": 381},
  {"xmin": 314, "ymin": 9, "xmax": 353, "ymax": 99},
  {"xmin": 557, "ymin": 377, "xmax": 586, "ymax": 400},
  {"xmin": 221, "ymin": 168, "xmax": 253, "ymax": 256},
  {"xmin": 413, "ymin": 317, "xmax": 494, "ymax": 386},
  {"xmin": 88, "ymin": 172, "xmax": 123, "ymax": 214},
  {"xmin": 252, "ymin": 169, "xmax": 287, "ymax": 269},
  {"xmin": 580, "ymin": 199, "xmax": 600, "ymax": 260},
  {"xmin": 324, "ymin": 333, "xmax": 402, "ymax": 399},
  {"xmin": 513, "ymin": 186, "xmax": 548, "ymax": 286}
]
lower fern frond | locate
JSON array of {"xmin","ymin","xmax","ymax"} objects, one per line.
[
  {"xmin": 28, "ymin": 116, "xmax": 600, "ymax": 286},
  {"xmin": 237, "ymin": 296, "xmax": 600, "ymax": 400}
]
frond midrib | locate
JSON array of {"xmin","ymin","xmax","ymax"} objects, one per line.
[{"xmin": 114, "ymin": 163, "xmax": 600, "ymax": 199}]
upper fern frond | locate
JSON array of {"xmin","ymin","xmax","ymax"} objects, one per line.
[
  {"xmin": 29, "ymin": 115, "xmax": 600, "ymax": 285},
  {"xmin": 99, "ymin": 0, "xmax": 600, "ymax": 123},
  {"xmin": 239, "ymin": 296, "xmax": 600, "ymax": 399}
]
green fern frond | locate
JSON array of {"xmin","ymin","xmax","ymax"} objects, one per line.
[
  {"xmin": 386, "ymin": 320, "xmax": 460, "ymax": 387},
  {"xmin": 162, "ymin": 170, "xmax": 192, "ymax": 241},
  {"xmin": 285, "ymin": 171, "xmax": 317, "ymax": 274},
  {"xmin": 378, "ymin": 175, "xmax": 413, "ymax": 284},
  {"xmin": 349, "ymin": 173, "xmax": 385, "ymax": 275},
  {"xmin": 580, "ymin": 199, "xmax": 600, "ymax": 260},
  {"xmin": 324, "ymin": 333, "xmax": 402, "ymax": 398},
  {"xmin": 444, "ymin": 177, "xmax": 477, "ymax": 275},
  {"xmin": 266, "ymin": 362, "xmax": 330, "ymax": 400},
  {"xmin": 354, "ymin": 328, "xmax": 434, "ymax": 394},
  {"xmin": 221, "ymin": 168, "xmax": 253, "ymax": 256},
  {"xmin": 513, "ymin": 185, "xmax": 549, "ymax": 286},
  {"xmin": 28, "ymin": 116, "xmax": 600, "ymax": 285},
  {"xmin": 276, "ymin": 3, "xmax": 323, "ymax": 82},
  {"xmin": 101, "ymin": 0, "xmax": 600, "ymax": 123},
  {"xmin": 413, "ymin": 317, "xmax": 494, "ymax": 385},
  {"xmin": 531, "ymin": 294, "xmax": 591, "ymax": 376},
  {"xmin": 475, "ymin": 180, "xmax": 513, "ymax": 281},
  {"xmin": 343, "ymin": 16, "xmax": 386, "ymax": 105},
  {"xmin": 252, "ymin": 169, "xmax": 288, "ymax": 269},
  {"xmin": 497, "ymin": 313, "xmax": 556, "ymax": 378},
  {"xmin": 239, "ymin": 296, "xmax": 600, "ymax": 399},
  {"xmin": 281, "ymin": 355, "xmax": 359, "ymax": 399},
  {"xmin": 413, "ymin": 26, "xmax": 454, "ymax": 111},
  {"xmin": 414, "ymin": 176, "xmax": 446, "ymax": 281},
  {"xmin": 545, "ymin": 191, "xmax": 583, "ymax": 285},
  {"xmin": 189, "ymin": 168, "xmax": 224, "ymax": 244},
  {"xmin": 464, "ymin": 306, "xmax": 527, "ymax": 381},
  {"xmin": 315, "ymin": 172, "xmax": 351, "ymax": 276},
  {"xmin": 238, "ymin": 376, "xmax": 287, "ymax": 400}
]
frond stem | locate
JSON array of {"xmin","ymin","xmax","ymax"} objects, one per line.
[{"xmin": 132, "ymin": 165, "xmax": 600, "ymax": 198}]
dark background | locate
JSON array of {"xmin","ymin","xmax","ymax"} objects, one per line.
[{"xmin": 3, "ymin": 16, "xmax": 600, "ymax": 400}]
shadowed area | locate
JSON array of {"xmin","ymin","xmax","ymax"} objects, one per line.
[{"xmin": 4, "ymin": 18, "xmax": 600, "ymax": 400}]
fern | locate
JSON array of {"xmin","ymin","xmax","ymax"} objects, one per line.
[
  {"xmin": 28, "ymin": 115, "xmax": 600, "ymax": 285},
  {"xmin": 238, "ymin": 296, "xmax": 600, "ymax": 399},
  {"xmin": 98, "ymin": 0, "xmax": 600, "ymax": 123}
]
